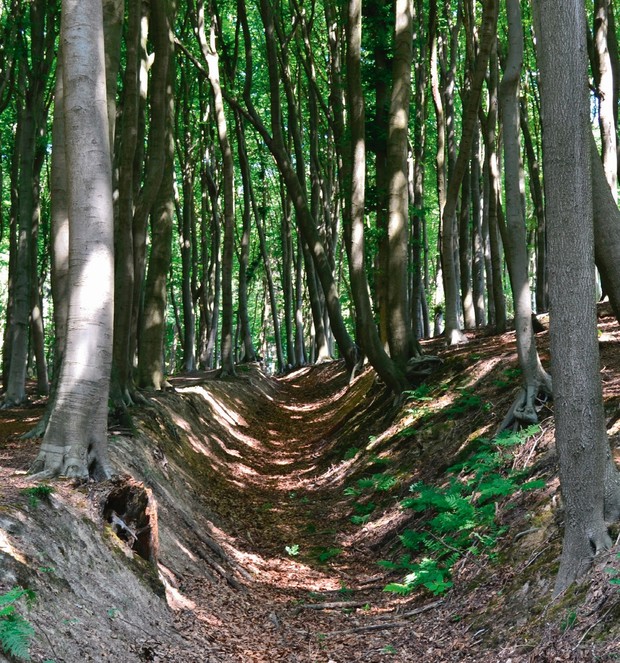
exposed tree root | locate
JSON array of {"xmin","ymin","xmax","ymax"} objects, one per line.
[
  {"xmin": 497, "ymin": 383, "xmax": 552, "ymax": 434},
  {"xmin": 405, "ymin": 355, "xmax": 443, "ymax": 385}
]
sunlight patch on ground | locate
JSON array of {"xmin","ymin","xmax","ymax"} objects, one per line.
[
  {"xmin": 182, "ymin": 385, "xmax": 249, "ymax": 428},
  {"xmin": 461, "ymin": 355, "xmax": 503, "ymax": 385},
  {"xmin": 279, "ymin": 385, "xmax": 350, "ymax": 413},
  {"xmin": 161, "ymin": 576, "xmax": 196, "ymax": 611},
  {"xmin": 171, "ymin": 536, "xmax": 199, "ymax": 562},
  {"xmin": 0, "ymin": 529, "xmax": 27, "ymax": 564}
]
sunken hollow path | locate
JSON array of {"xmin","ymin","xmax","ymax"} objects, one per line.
[{"xmin": 4, "ymin": 336, "xmax": 620, "ymax": 663}]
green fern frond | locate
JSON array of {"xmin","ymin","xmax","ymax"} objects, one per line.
[
  {"xmin": 383, "ymin": 582, "xmax": 413, "ymax": 596},
  {"xmin": 0, "ymin": 612, "xmax": 34, "ymax": 660}
]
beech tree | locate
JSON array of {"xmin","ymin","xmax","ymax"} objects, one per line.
[
  {"xmin": 31, "ymin": 0, "xmax": 114, "ymax": 479},
  {"xmin": 498, "ymin": 0, "xmax": 551, "ymax": 431},
  {"xmin": 535, "ymin": 0, "xmax": 616, "ymax": 593}
]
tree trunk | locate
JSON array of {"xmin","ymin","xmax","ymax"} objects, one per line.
[
  {"xmin": 441, "ymin": 0, "xmax": 498, "ymax": 345},
  {"xmin": 178, "ymin": 68, "xmax": 197, "ymax": 372},
  {"xmin": 386, "ymin": 0, "xmax": 415, "ymax": 366},
  {"xmin": 520, "ymin": 99, "xmax": 547, "ymax": 313},
  {"xmin": 593, "ymin": 0, "xmax": 618, "ymax": 200},
  {"xmin": 32, "ymin": 0, "xmax": 114, "ymax": 479},
  {"xmin": 343, "ymin": 0, "xmax": 409, "ymax": 394},
  {"xmin": 130, "ymin": 0, "xmax": 169, "ymax": 381},
  {"xmin": 471, "ymin": 121, "xmax": 486, "ymax": 326},
  {"xmin": 137, "ymin": 0, "xmax": 175, "ymax": 391},
  {"xmin": 111, "ymin": 0, "xmax": 140, "ymax": 406},
  {"xmin": 482, "ymin": 41, "xmax": 507, "ymax": 332},
  {"xmin": 234, "ymin": 111, "xmax": 257, "ymax": 364},
  {"xmin": 198, "ymin": 3, "xmax": 235, "ymax": 376},
  {"xmin": 535, "ymin": 0, "xmax": 613, "ymax": 595},
  {"xmin": 498, "ymin": 0, "xmax": 551, "ymax": 431}
]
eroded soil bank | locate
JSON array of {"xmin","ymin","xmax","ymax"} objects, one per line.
[{"xmin": 2, "ymin": 316, "xmax": 620, "ymax": 662}]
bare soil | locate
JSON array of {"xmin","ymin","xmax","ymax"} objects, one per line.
[{"xmin": 2, "ymin": 308, "xmax": 620, "ymax": 662}]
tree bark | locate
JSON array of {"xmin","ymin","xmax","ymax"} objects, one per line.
[
  {"xmin": 593, "ymin": 0, "xmax": 618, "ymax": 201},
  {"xmin": 343, "ymin": 0, "xmax": 409, "ymax": 394},
  {"xmin": 535, "ymin": 0, "xmax": 613, "ymax": 595},
  {"xmin": 441, "ymin": 0, "xmax": 498, "ymax": 345},
  {"xmin": 498, "ymin": 0, "xmax": 551, "ymax": 431},
  {"xmin": 198, "ymin": 3, "xmax": 235, "ymax": 376},
  {"xmin": 32, "ymin": 0, "xmax": 114, "ymax": 479},
  {"xmin": 111, "ymin": 0, "xmax": 140, "ymax": 406},
  {"xmin": 137, "ymin": 0, "xmax": 176, "ymax": 391},
  {"xmin": 386, "ymin": 0, "xmax": 415, "ymax": 365},
  {"xmin": 234, "ymin": 111, "xmax": 257, "ymax": 364}
]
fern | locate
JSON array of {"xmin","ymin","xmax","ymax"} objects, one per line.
[
  {"xmin": 0, "ymin": 588, "xmax": 36, "ymax": 661},
  {"xmin": 385, "ymin": 428, "xmax": 545, "ymax": 597}
]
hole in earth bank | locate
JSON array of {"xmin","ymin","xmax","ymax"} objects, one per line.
[{"xmin": 101, "ymin": 477, "xmax": 159, "ymax": 564}]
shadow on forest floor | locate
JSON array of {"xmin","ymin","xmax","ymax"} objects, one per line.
[{"xmin": 1, "ymin": 305, "xmax": 620, "ymax": 661}]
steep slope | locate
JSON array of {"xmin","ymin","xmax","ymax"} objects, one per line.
[{"xmin": 1, "ymin": 312, "xmax": 620, "ymax": 661}]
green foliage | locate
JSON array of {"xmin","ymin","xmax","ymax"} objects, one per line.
[
  {"xmin": 380, "ymin": 644, "xmax": 398, "ymax": 655},
  {"xmin": 313, "ymin": 547, "xmax": 342, "ymax": 564},
  {"xmin": 383, "ymin": 427, "xmax": 543, "ymax": 596},
  {"xmin": 285, "ymin": 544, "xmax": 300, "ymax": 556},
  {"xmin": 0, "ymin": 587, "xmax": 36, "ymax": 661},
  {"xmin": 606, "ymin": 552, "xmax": 620, "ymax": 586},
  {"xmin": 560, "ymin": 610, "xmax": 577, "ymax": 631},
  {"xmin": 21, "ymin": 484, "xmax": 54, "ymax": 508},
  {"xmin": 493, "ymin": 367, "xmax": 522, "ymax": 389},
  {"xmin": 444, "ymin": 388, "xmax": 489, "ymax": 419},
  {"xmin": 343, "ymin": 447, "xmax": 360, "ymax": 461}
]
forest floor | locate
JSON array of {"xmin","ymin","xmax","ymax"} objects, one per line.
[{"xmin": 2, "ymin": 308, "xmax": 620, "ymax": 662}]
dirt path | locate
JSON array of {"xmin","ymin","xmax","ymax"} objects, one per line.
[
  {"xmin": 4, "ymin": 331, "xmax": 620, "ymax": 662},
  {"xmin": 151, "ymin": 363, "xmax": 437, "ymax": 662}
]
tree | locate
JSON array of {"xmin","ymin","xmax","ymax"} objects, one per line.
[
  {"xmin": 440, "ymin": 0, "xmax": 498, "ymax": 345},
  {"xmin": 497, "ymin": 0, "xmax": 551, "ymax": 432},
  {"xmin": 31, "ymin": 0, "xmax": 114, "ymax": 479},
  {"xmin": 343, "ymin": 0, "xmax": 409, "ymax": 394},
  {"xmin": 137, "ymin": 0, "xmax": 177, "ymax": 391},
  {"xmin": 535, "ymin": 0, "xmax": 613, "ymax": 594},
  {"xmin": 386, "ymin": 0, "xmax": 415, "ymax": 366},
  {"xmin": 196, "ymin": 0, "xmax": 235, "ymax": 377}
]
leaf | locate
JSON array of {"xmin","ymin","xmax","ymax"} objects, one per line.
[
  {"xmin": 383, "ymin": 583, "xmax": 413, "ymax": 596},
  {"xmin": 0, "ymin": 613, "xmax": 34, "ymax": 660}
]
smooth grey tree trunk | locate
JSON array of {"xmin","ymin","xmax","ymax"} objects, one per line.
[
  {"xmin": 535, "ymin": 0, "xmax": 612, "ymax": 595},
  {"xmin": 386, "ymin": 0, "xmax": 415, "ymax": 366},
  {"xmin": 498, "ymin": 0, "xmax": 551, "ymax": 431},
  {"xmin": 198, "ymin": 3, "xmax": 235, "ymax": 376},
  {"xmin": 137, "ymin": 0, "xmax": 176, "ymax": 390},
  {"xmin": 593, "ymin": 0, "xmax": 618, "ymax": 201},
  {"xmin": 441, "ymin": 0, "xmax": 498, "ymax": 345},
  {"xmin": 32, "ymin": 0, "xmax": 114, "ymax": 479}
]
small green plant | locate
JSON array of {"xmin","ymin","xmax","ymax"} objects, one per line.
[
  {"xmin": 343, "ymin": 447, "xmax": 360, "ymax": 461},
  {"xmin": 605, "ymin": 553, "xmax": 620, "ymax": 586},
  {"xmin": 382, "ymin": 426, "xmax": 544, "ymax": 596},
  {"xmin": 285, "ymin": 544, "xmax": 300, "ymax": 556},
  {"xmin": 338, "ymin": 582, "xmax": 353, "ymax": 596},
  {"xmin": 560, "ymin": 610, "xmax": 578, "ymax": 631},
  {"xmin": 381, "ymin": 644, "xmax": 398, "ymax": 655},
  {"xmin": 351, "ymin": 501, "xmax": 376, "ymax": 525},
  {"xmin": 444, "ymin": 387, "xmax": 488, "ymax": 419},
  {"xmin": 493, "ymin": 367, "xmax": 523, "ymax": 389},
  {"xmin": 314, "ymin": 547, "xmax": 342, "ymax": 564},
  {"xmin": 21, "ymin": 484, "xmax": 54, "ymax": 508},
  {"xmin": 405, "ymin": 383, "xmax": 433, "ymax": 402},
  {"xmin": 0, "ymin": 587, "xmax": 36, "ymax": 661}
]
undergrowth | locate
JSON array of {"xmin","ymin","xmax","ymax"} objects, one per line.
[
  {"xmin": 381, "ymin": 425, "xmax": 544, "ymax": 596},
  {"xmin": 0, "ymin": 587, "xmax": 36, "ymax": 660}
]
